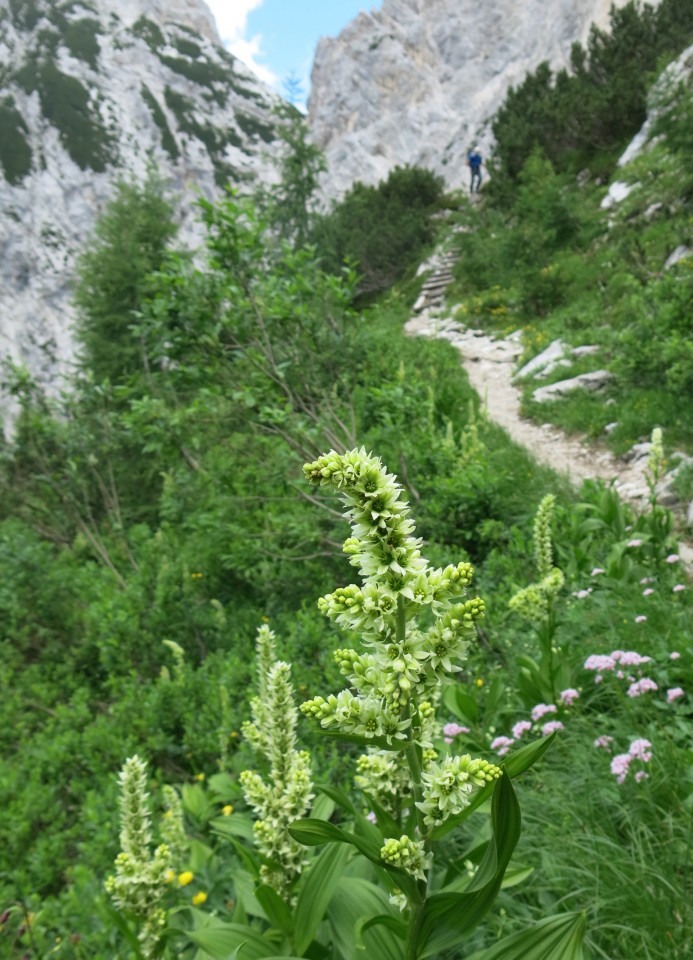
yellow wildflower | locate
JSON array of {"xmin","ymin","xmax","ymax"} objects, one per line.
[
  {"xmin": 195, "ymin": 773, "xmax": 205, "ymax": 782},
  {"xmin": 178, "ymin": 871, "xmax": 194, "ymax": 886},
  {"xmin": 192, "ymin": 891, "xmax": 208, "ymax": 906},
  {"xmin": 475, "ymin": 678, "xmax": 485, "ymax": 688},
  {"xmin": 222, "ymin": 804, "xmax": 233, "ymax": 816}
]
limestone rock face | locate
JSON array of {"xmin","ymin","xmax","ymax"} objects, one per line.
[
  {"xmin": 0, "ymin": 0, "xmax": 282, "ymax": 412},
  {"xmin": 309, "ymin": 0, "xmax": 660, "ymax": 198}
]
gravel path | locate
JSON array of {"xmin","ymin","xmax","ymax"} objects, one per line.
[{"xmin": 406, "ymin": 309, "xmax": 693, "ymax": 566}]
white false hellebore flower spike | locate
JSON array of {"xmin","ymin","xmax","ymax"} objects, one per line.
[{"xmin": 300, "ymin": 449, "xmax": 499, "ymax": 862}]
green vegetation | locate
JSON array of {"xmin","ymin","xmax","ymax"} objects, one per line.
[
  {"xmin": 313, "ymin": 165, "xmax": 446, "ymax": 298},
  {"xmin": 14, "ymin": 57, "xmax": 114, "ymax": 171},
  {"xmin": 140, "ymin": 84, "xmax": 180, "ymax": 161},
  {"xmin": 491, "ymin": 0, "xmax": 693, "ymax": 186},
  {"xmin": 164, "ymin": 86, "xmax": 244, "ymax": 186},
  {"xmin": 0, "ymin": 96, "xmax": 32, "ymax": 184},
  {"xmin": 1, "ymin": 6, "xmax": 693, "ymax": 960}
]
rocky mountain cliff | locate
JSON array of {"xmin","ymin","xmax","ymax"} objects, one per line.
[
  {"xmin": 0, "ymin": 0, "xmax": 282, "ymax": 403},
  {"xmin": 308, "ymin": 0, "xmax": 662, "ymax": 198}
]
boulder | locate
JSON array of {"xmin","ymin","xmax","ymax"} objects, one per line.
[{"xmin": 532, "ymin": 370, "xmax": 612, "ymax": 403}]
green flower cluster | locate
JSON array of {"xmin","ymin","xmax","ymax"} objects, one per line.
[
  {"xmin": 509, "ymin": 494, "xmax": 564, "ymax": 622},
  {"xmin": 240, "ymin": 625, "xmax": 314, "ymax": 901},
  {"xmin": 105, "ymin": 756, "xmax": 172, "ymax": 958},
  {"xmin": 380, "ymin": 835, "xmax": 429, "ymax": 880},
  {"xmin": 417, "ymin": 755, "xmax": 502, "ymax": 826},
  {"xmin": 301, "ymin": 449, "xmax": 486, "ymax": 740},
  {"xmin": 301, "ymin": 449, "xmax": 499, "ymax": 847}
]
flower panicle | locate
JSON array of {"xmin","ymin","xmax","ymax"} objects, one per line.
[{"xmin": 417, "ymin": 755, "xmax": 502, "ymax": 826}]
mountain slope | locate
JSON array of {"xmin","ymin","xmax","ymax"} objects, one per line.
[
  {"xmin": 0, "ymin": 0, "xmax": 282, "ymax": 402},
  {"xmin": 308, "ymin": 0, "xmax": 662, "ymax": 198}
]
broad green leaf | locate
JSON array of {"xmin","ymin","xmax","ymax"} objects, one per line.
[
  {"xmin": 211, "ymin": 814, "xmax": 256, "ymax": 842},
  {"xmin": 211, "ymin": 830, "xmax": 261, "ymax": 877},
  {"xmin": 98, "ymin": 902, "xmax": 146, "ymax": 959},
  {"xmin": 443, "ymin": 683, "xmax": 478, "ymax": 723},
  {"xmin": 254, "ymin": 885, "xmax": 294, "ymax": 935},
  {"xmin": 294, "ymin": 842, "xmax": 351, "ymax": 955},
  {"xmin": 183, "ymin": 783, "xmax": 213, "ymax": 820},
  {"xmin": 311, "ymin": 791, "xmax": 336, "ymax": 822},
  {"xmin": 500, "ymin": 865, "xmax": 534, "ymax": 889},
  {"xmin": 502, "ymin": 732, "xmax": 556, "ymax": 779},
  {"xmin": 418, "ymin": 772, "xmax": 521, "ymax": 958},
  {"xmin": 361, "ymin": 914, "xmax": 408, "ymax": 940},
  {"xmin": 315, "ymin": 781, "xmax": 358, "ymax": 815},
  {"xmin": 289, "ymin": 818, "xmax": 383, "ymax": 862},
  {"xmin": 465, "ymin": 912, "xmax": 585, "ymax": 960},
  {"xmin": 207, "ymin": 771, "xmax": 239, "ymax": 801},
  {"xmin": 187, "ymin": 922, "xmax": 277, "ymax": 959},
  {"xmin": 328, "ymin": 877, "xmax": 404, "ymax": 960}
]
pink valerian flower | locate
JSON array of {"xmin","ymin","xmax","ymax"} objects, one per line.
[
  {"xmin": 627, "ymin": 539, "xmax": 643, "ymax": 548},
  {"xmin": 672, "ymin": 584, "xmax": 686, "ymax": 593},
  {"xmin": 572, "ymin": 588, "xmax": 593, "ymax": 599},
  {"xmin": 642, "ymin": 588, "xmax": 654, "ymax": 596},
  {"xmin": 665, "ymin": 554, "xmax": 680, "ymax": 563},
  {"xmin": 594, "ymin": 674, "xmax": 604, "ymax": 684},
  {"xmin": 670, "ymin": 651, "xmax": 681, "ymax": 660},
  {"xmin": 443, "ymin": 722, "xmax": 470, "ymax": 743},
  {"xmin": 531, "ymin": 703, "xmax": 557, "ymax": 722},
  {"xmin": 366, "ymin": 811, "xmax": 378, "ymax": 824},
  {"xmin": 591, "ymin": 567, "xmax": 605, "ymax": 576},
  {"xmin": 512, "ymin": 720, "xmax": 532, "ymax": 739},
  {"xmin": 559, "ymin": 688, "xmax": 580, "ymax": 706},
  {"xmin": 640, "ymin": 576, "xmax": 655, "ymax": 585},
  {"xmin": 593, "ymin": 735, "xmax": 614, "ymax": 751},
  {"xmin": 628, "ymin": 739, "xmax": 653, "ymax": 762},
  {"xmin": 627, "ymin": 677, "xmax": 658, "ymax": 698},
  {"xmin": 614, "ymin": 651, "xmax": 651, "ymax": 667},
  {"xmin": 610, "ymin": 753, "xmax": 631, "ymax": 784},
  {"xmin": 490, "ymin": 736, "xmax": 514, "ymax": 756},
  {"xmin": 634, "ymin": 770, "xmax": 649, "ymax": 783},
  {"xmin": 584, "ymin": 654, "xmax": 616, "ymax": 672},
  {"xmin": 634, "ymin": 615, "xmax": 647, "ymax": 623},
  {"xmin": 667, "ymin": 687, "xmax": 685, "ymax": 703},
  {"xmin": 541, "ymin": 720, "xmax": 564, "ymax": 736}
]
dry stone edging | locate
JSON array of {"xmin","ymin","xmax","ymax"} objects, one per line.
[{"xmin": 406, "ymin": 261, "xmax": 693, "ymax": 569}]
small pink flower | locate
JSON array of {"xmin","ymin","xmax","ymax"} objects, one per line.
[
  {"xmin": 667, "ymin": 687, "xmax": 684, "ymax": 703},
  {"xmin": 512, "ymin": 720, "xmax": 532, "ymax": 739},
  {"xmin": 559, "ymin": 688, "xmax": 580, "ymax": 706},
  {"xmin": 627, "ymin": 539, "xmax": 643, "ymax": 548},
  {"xmin": 640, "ymin": 576, "xmax": 655, "ymax": 585},
  {"xmin": 541, "ymin": 720, "xmax": 564, "ymax": 736},
  {"xmin": 584, "ymin": 654, "xmax": 616, "ymax": 672},
  {"xmin": 443, "ymin": 722, "xmax": 470, "ymax": 737},
  {"xmin": 593, "ymin": 735, "xmax": 614, "ymax": 750},
  {"xmin": 490, "ymin": 736, "xmax": 515, "ymax": 756},
  {"xmin": 627, "ymin": 677, "xmax": 658, "ymax": 698},
  {"xmin": 616, "ymin": 670, "xmax": 624, "ymax": 679},
  {"xmin": 591, "ymin": 567, "xmax": 605, "ymax": 576},
  {"xmin": 665, "ymin": 554, "xmax": 680, "ymax": 563},
  {"xmin": 531, "ymin": 703, "xmax": 557, "ymax": 722},
  {"xmin": 628, "ymin": 739, "xmax": 652, "ymax": 762},
  {"xmin": 594, "ymin": 674, "xmax": 603, "ymax": 684},
  {"xmin": 634, "ymin": 770, "xmax": 649, "ymax": 783},
  {"xmin": 366, "ymin": 811, "xmax": 377, "ymax": 823},
  {"xmin": 572, "ymin": 588, "xmax": 593, "ymax": 599},
  {"xmin": 634, "ymin": 615, "xmax": 647, "ymax": 624},
  {"xmin": 610, "ymin": 753, "xmax": 631, "ymax": 784},
  {"xmin": 617, "ymin": 651, "xmax": 651, "ymax": 666},
  {"xmin": 670, "ymin": 651, "xmax": 681, "ymax": 660},
  {"xmin": 642, "ymin": 588, "xmax": 654, "ymax": 597},
  {"xmin": 672, "ymin": 584, "xmax": 686, "ymax": 593}
]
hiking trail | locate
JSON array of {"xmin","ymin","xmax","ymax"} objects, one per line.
[{"xmin": 406, "ymin": 251, "xmax": 693, "ymax": 566}]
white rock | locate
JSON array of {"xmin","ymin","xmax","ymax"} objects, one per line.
[
  {"xmin": 664, "ymin": 246, "xmax": 692, "ymax": 270},
  {"xmin": 600, "ymin": 180, "xmax": 636, "ymax": 209},
  {"xmin": 0, "ymin": 0, "xmax": 283, "ymax": 423},
  {"xmin": 309, "ymin": 0, "xmax": 658, "ymax": 200},
  {"xmin": 516, "ymin": 339, "xmax": 567, "ymax": 379},
  {"xmin": 532, "ymin": 370, "xmax": 612, "ymax": 403}
]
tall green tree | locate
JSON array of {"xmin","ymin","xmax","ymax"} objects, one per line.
[{"xmin": 73, "ymin": 171, "xmax": 178, "ymax": 383}]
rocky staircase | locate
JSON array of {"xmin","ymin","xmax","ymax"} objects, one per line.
[{"xmin": 413, "ymin": 250, "xmax": 458, "ymax": 313}]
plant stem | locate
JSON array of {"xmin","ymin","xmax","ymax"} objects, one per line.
[{"xmin": 406, "ymin": 900, "xmax": 427, "ymax": 960}]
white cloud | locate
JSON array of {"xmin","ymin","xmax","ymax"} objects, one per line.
[{"xmin": 205, "ymin": 0, "xmax": 279, "ymax": 89}]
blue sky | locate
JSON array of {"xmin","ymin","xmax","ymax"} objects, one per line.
[{"xmin": 205, "ymin": 1, "xmax": 382, "ymax": 104}]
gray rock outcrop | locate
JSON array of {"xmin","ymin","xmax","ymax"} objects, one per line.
[
  {"xmin": 0, "ymin": 0, "xmax": 282, "ymax": 414},
  {"xmin": 308, "ymin": 0, "xmax": 660, "ymax": 199}
]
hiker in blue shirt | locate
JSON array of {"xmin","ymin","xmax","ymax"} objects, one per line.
[{"xmin": 467, "ymin": 146, "xmax": 482, "ymax": 193}]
